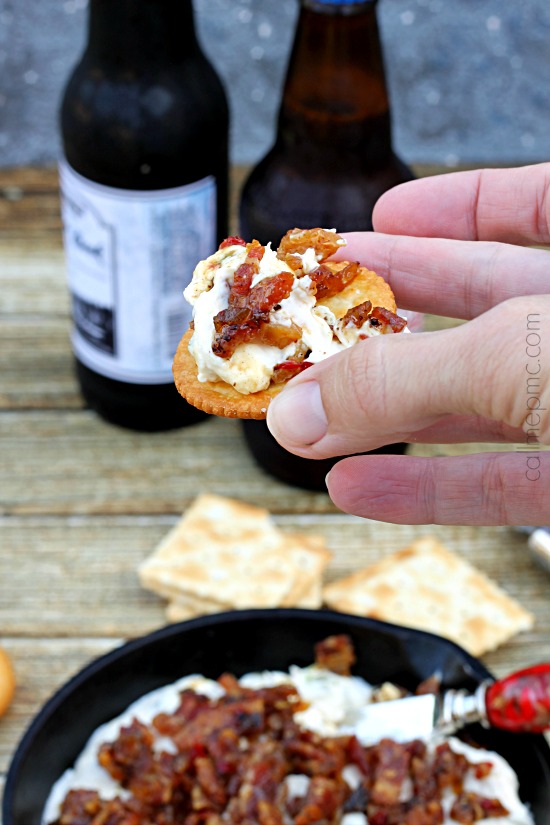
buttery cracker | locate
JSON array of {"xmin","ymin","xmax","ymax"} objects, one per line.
[{"xmin": 322, "ymin": 536, "xmax": 534, "ymax": 656}]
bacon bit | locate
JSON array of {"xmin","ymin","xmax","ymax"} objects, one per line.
[
  {"xmin": 229, "ymin": 263, "xmax": 256, "ymax": 304},
  {"xmin": 219, "ymin": 236, "xmax": 247, "ymax": 249},
  {"xmin": 473, "ymin": 761, "xmax": 494, "ymax": 780},
  {"xmin": 277, "ymin": 252, "xmax": 304, "ymax": 272},
  {"xmin": 212, "ymin": 311, "xmax": 300, "ymax": 359},
  {"xmin": 272, "ymin": 360, "xmax": 312, "ymax": 384},
  {"xmin": 310, "ymin": 261, "xmax": 359, "ymax": 301},
  {"xmin": 54, "ymin": 790, "xmax": 143, "ymax": 825},
  {"xmin": 370, "ymin": 738, "xmax": 412, "ymax": 806},
  {"xmin": 294, "ymin": 776, "xmax": 347, "ymax": 825},
  {"xmin": 401, "ymin": 799, "xmax": 444, "ymax": 824},
  {"xmin": 433, "ymin": 742, "xmax": 469, "ymax": 793},
  {"xmin": 246, "ymin": 240, "xmax": 265, "ymax": 260},
  {"xmin": 259, "ymin": 322, "xmax": 302, "ymax": 350},
  {"xmin": 286, "ymin": 729, "xmax": 350, "ymax": 777},
  {"xmin": 248, "ymin": 271, "xmax": 294, "ymax": 312},
  {"xmin": 278, "ymin": 228, "xmax": 344, "ymax": 263},
  {"xmin": 450, "ymin": 791, "xmax": 509, "ymax": 822},
  {"xmin": 213, "ymin": 270, "xmax": 296, "ymax": 358},
  {"xmin": 314, "ymin": 634, "xmax": 356, "ymax": 676},
  {"xmin": 343, "ymin": 303, "xmax": 407, "ymax": 334},
  {"xmin": 370, "ymin": 306, "xmax": 408, "ymax": 332},
  {"xmin": 98, "ymin": 719, "xmax": 174, "ymax": 806},
  {"xmin": 342, "ymin": 300, "xmax": 373, "ymax": 328}
]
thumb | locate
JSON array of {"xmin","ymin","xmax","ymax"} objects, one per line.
[{"xmin": 266, "ymin": 297, "xmax": 550, "ymax": 459}]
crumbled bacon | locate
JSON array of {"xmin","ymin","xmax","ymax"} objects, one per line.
[
  {"xmin": 51, "ymin": 639, "xmax": 512, "ymax": 825},
  {"xmin": 474, "ymin": 761, "xmax": 494, "ymax": 780},
  {"xmin": 370, "ymin": 306, "xmax": 408, "ymax": 332},
  {"xmin": 294, "ymin": 776, "xmax": 347, "ymax": 825},
  {"xmin": 248, "ymin": 271, "xmax": 294, "ymax": 312},
  {"xmin": 450, "ymin": 792, "xmax": 509, "ymax": 823},
  {"xmin": 310, "ymin": 261, "xmax": 360, "ymax": 301},
  {"xmin": 212, "ymin": 307, "xmax": 300, "ymax": 359},
  {"xmin": 229, "ymin": 263, "xmax": 256, "ymax": 305},
  {"xmin": 247, "ymin": 240, "xmax": 265, "ymax": 261},
  {"xmin": 341, "ymin": 300, "xmax": 373, "ymax": 328},
  {"xmin": 212, "ymin": 240, "xmax": 297, "ymax": 358},
  {"xmin": 342, "ymin": 302, "xmax": 407, "ymax": 334},
  {"xmin": 219, "ymin": 236, "xmax": 247, "ymax": 249},
  {"xmin": 278, "ymin": 228, "xmax": 344, "ymax": 263},
  {"xmin": 370, "ymin": 738, "xmax": 412, "ymax": 806},
  {"xmin": 272, "ymin": 360, "xmax": 312, "ymax": 384},
  {"xmin": 314, "ymin": 634, "xmax": 356, "ymax": 676},
  {"xmin": 54, "ymin": 789, "xmax": 143, "ymax": 825}
]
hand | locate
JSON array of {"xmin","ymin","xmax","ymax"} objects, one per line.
[{"xmin": 266, "ymin": 164, "xmax": 550, "ymax": 525}]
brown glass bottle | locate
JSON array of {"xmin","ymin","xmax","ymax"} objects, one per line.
[
  {"xmin": 239, "ymin": 0, "xmax": 412, "ymax": 490},
  {"xmin": 60, "ymin": 0, "xmax": 229, "ymax": 431}
]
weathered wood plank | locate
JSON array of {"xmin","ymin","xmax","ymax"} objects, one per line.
[
  {"xmin": 0, "ymin": 317, "xmax": 82, "ymax": 409},
  {"xmin": 0, "ymin": 407, "xmax": 534, "ymax": 517},
  {"xmin": 0, "ymin": 515, "xmax": 547, "ymax": 670},
  {"xmin": 0, "ymin": 247, "xmax": 68, "ymax": 314},
  {"xmin": 0, "ymin": 410, "xmax": 338, "ymax": 516}
]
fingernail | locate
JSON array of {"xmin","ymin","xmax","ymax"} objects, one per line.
[{"xmin": 267, "ymin": 381, "xmax": 328, "ymax": 448}]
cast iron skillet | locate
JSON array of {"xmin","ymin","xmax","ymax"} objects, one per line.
[{"xmin": 4, "ymin": 609, "xmax": 550, "ymax": 823}]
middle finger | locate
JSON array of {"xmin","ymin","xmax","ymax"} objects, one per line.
[{"xmin": 336, "ymin": 232, "xmax": 550, "ymax": 319}]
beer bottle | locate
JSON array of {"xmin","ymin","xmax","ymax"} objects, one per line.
[
  {"xmin": 239, "ymin": 0, "xmax": 412, "ymax": 490},
  {"xmin": 59, "ymin": 0, "xmax": 229, "ymax": 431}
]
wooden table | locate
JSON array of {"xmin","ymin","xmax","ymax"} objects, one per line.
[{"xmin": 1, "ymin": 167, "xmax": 549, "ymax": 814}]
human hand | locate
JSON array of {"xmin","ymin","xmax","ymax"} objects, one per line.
[{"xmin": 266, "ymin": 164, "xmax": 550, "ymax": 525}]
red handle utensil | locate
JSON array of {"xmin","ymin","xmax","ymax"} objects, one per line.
[
  {"xmin": 485, "ymin": 663, "xmax": 550, "ymax": 733},
  {"xmin": 358, "ymin": 663, "xmax": 550, "ymax": 743}
]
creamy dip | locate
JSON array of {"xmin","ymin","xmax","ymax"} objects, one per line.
[{"xmin": 43, "ymin": 665, "xmax": 534, "ymax": 825}]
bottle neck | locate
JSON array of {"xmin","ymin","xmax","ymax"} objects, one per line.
[
  {"xmin": 277, "ymin": 0, "xmax": 391, "ymax": 154},
  {"xmin": 86, "ymin": 0, "xmax": 199, "ymax": 66}
]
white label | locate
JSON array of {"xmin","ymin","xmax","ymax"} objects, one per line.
[{"xmin": 59, "ymin": 160, "xmax": 216, "ymax": 383}]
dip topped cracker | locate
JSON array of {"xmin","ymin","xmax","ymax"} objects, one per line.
[{"xmin": 173, "ymin": 228, "xmax": 407, "ymax": 419}]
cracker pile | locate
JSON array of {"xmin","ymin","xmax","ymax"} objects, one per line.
[
  {"xmin": 139, "ymin": 500, "xmax": 534, "ymax": 656},
  {"xmin": 323, "ymin": 536, "xmax": 534, "ymax": 657},
  {"xmin": 139, "ymin": 494, "xmax": 331, "ymax": 621}
]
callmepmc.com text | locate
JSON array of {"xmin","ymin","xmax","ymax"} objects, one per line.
[{"xmin": 522, "ymin": 313, "xmax": 543, "ymax": 481}]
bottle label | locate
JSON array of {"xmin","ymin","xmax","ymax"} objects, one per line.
[{"xmin": 59, "ymin": 160, "xmax": 216, "ymax": 384}]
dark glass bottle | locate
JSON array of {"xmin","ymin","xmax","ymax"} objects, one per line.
[
  {"xmin": 239, "ymin": 0, "xmax": 412, "ymax": 490},
  {"xmin": 59, "ymin": 0, "xmax": 229, "ymax": 431}
]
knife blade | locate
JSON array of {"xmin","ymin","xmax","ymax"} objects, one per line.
[{"xmin": 354, "ymin": 664, "xmax": 550, "ymax": 744}]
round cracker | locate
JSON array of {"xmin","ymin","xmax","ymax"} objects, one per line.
[
  {"xmin": 173, "ymin": 329, "xmax": 283, "ymax": 420},
  {"xmin": 173, "ymin": 260, "xmax": 398, "ymax": 420}
]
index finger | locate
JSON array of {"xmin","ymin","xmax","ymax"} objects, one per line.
[{"xmin": 372, "ymin": 163, "xmax": 550, "ymax": 245}]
